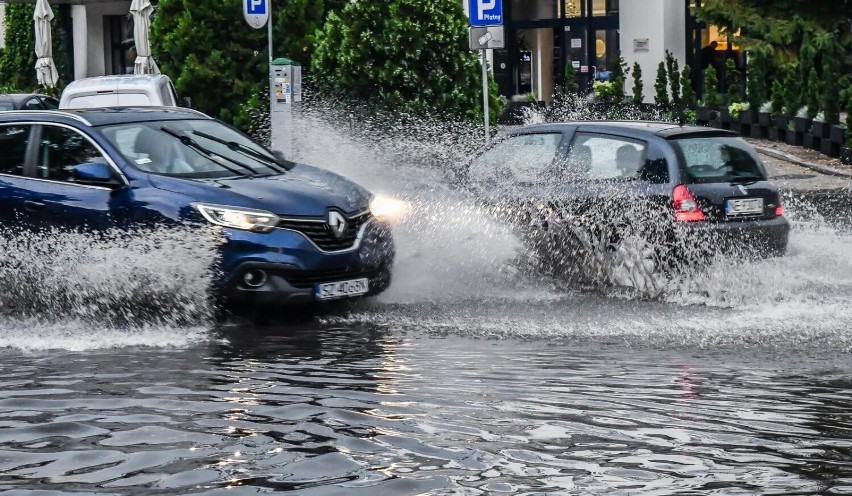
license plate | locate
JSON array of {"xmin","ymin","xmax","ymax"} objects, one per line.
[
  {"xmin": 315, "ymin": 278, "xmax": 369, "ymax": 300},
  {"xmin": 726, "ymin": 197, "xmax": 764, "ymax": 216}
]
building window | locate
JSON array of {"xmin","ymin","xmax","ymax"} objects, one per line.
[
  {"xmin": 563, "ymin": 0, "xmax": 582, "ymax": 18},
  {"xmin": 105, "ymin": 15, "xmax": 135, "ymax": 75},
  {"xmin": 591, "ymin": 0, "xmax": 618, "ymax": 16},
  {"xmin": 511, "ymin": 0, "xmax": 559, "ymax": 21}
]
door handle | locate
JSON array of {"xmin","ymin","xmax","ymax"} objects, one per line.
[{"xmin": 24, "ymin": 200, "xmax": 45, "ymax": 211}]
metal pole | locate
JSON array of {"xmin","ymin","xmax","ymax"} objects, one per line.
[
  {"xmin": 481, "ymin": 49, "xmax": 490, "ymax": 144},
  {"xmin": 267, "ymin": 0, "xmax": 274, "ymax": 123}
]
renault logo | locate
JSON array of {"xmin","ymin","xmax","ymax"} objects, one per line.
[{"xmin": 327, "ymin": 211, "xmax": 347, "ymax": 238}]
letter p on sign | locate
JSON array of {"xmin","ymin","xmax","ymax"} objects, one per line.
[{"xmin": 478, "ymin": 0, "xmax": 495, "ymax": 20}]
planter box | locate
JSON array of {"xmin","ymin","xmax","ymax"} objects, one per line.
[
  {"xmin": 769, "ymin": 127, "xmax": 782, "ymax": 142},
  {"xmin": 841, "ymin": 147, "xmax": 852, "ymax": 165},
  {"xmin": 795, "ymin": 117, "xmax": 812, "ymax": 134},
  {"xmin": 786, "ymin": 130, "xmax": 803, "ymax": 147},
  {"xmin": 812, "ymin": 121, "xmax": 827, "ymax": 139},
  {"xmin": 758, "ymin": 112, "xmax": 772, "ymax": 127},
  {"xmin": 730, "ymin": 121, "xmax": 742, "ymax": 134},
  {"xmin": 820, "ymin": 138, "xmax": 840, "ymax": 158},
  {"xmin": 750, "ymin": 124, "xmax": 768, "ymax": 139},
  {"xmin": 740, "ymin": 109, "xmax": 757, "ymax": 124},
  {"xmin": 803, "ymin": 133, "xmax": 820, "ymax": 151},
  {"xmin": 830, "ymin": 125, "xmax": 846, "ymax": 145},
  {"xmin": 697, "ymin": 106, "xmax": 713, "ymax": 123}
]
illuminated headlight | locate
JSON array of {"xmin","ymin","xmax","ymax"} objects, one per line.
[
  {"xmin": 369, "ymin": 194, "xmax": 409, "ymax": 222},
  {"xmin": 193, "ymin": 203, "xmax": 280, "ymax": 232}
]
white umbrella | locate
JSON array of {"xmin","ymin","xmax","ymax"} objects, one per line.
[
  {"xmin": 130, "ymin": 0, "xmax": 160, "ymax": 75},
  {"xmin": 33, "ymin": 0, "xmax": 59, "ymax": 88}
]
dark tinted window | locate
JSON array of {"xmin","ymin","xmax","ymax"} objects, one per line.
[
  {"xmin": 638, "ymin": 141, "xmax": 670, "ymax": 183},
  {"xmin": 41, "ymin": 97, "xmax": 59, "ymax": 110},
  {"xmin": 672, "ymin": 137, "xmax": 766, "ymax": 183},
  {"xmin": 35, "ymin": 126, "xmax": 107, "ymax": 182},
  {"xmin": 23, "ymin": 98, "xmax": 43, "ymax": 111},
  {"xmin": 565, "ymin": 132, "xmax": 647, "ymax": 181},
  {"xmin": 0, "ymin": 125, "xmax": 31, "ymax": 176}
]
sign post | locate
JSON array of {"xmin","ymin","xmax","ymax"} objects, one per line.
[
  {"xmin": 243, "ymin": 0, "xmax": 276, "ymax": 150},
  {"xmin": 468, "ymin": 0, "xmax": 503, "ymax": 144}
]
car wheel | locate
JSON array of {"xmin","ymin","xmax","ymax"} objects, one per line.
[{"xmin": 603, "ymin": 234, "xmax": 665, "ymax": 297}]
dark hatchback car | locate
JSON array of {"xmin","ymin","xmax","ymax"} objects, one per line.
[
  {"xmin": 0, "ymin": 108, "xmax": 396, "ymax": 308},
  {"xmin": 464, "ymin": 122, "xmax": 789, "ymax": 286},
  {"xmin": 0, "ymin": 93, "xmax": 60, "ymax": 111}
]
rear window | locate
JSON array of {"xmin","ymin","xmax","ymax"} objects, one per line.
[{"xmin": 672, "ymin": 137, "xmax": 766, "ymax": 183}]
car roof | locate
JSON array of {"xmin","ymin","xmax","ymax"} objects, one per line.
[
  {"xmin": 63, "ymin": 74, "xmax": 171, "ymax": 89},
  {"xmin": 0, "ymin": 107, "xmax": 212, "ymax": 126},
  {"xmin": 515, "ymin": 121, "xmax": 739, "ymax": 139}
]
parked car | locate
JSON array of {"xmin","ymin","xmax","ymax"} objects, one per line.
[
  {"xmin": 0, "ymin": 93, "xmax": 59, "ymax": 111},
  {"xmin": 0, "ymin": 108, "xmax": 397, "ymax": 308},
  {"xmin": 59, "ymin": 74, "xmax": 191, "ymax": 109},
  {"xmin": 463, "ymin": 121, "xmax": 789, "ymax": 289}
]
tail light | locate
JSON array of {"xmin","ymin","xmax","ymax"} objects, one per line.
[
  {"xmin": 775, "ymin": 202, "xmax": 783, "ymax": 217},
  {"xmin": 672, "ymin": 185, "xmax": 706, "ymax": 222}
]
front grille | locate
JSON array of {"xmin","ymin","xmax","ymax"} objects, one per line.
[
  {"xmin": 277, "ymin": 211, "xmax": 372, "ymax": 251},
  {"xmin": 278, "ymin": 267, "xmax": 377, "ymax": 289}
]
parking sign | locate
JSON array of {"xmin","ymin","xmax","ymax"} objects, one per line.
[
  {"xmin": 243, "ymin": 0, "xmax": 268, "ymax": 29},
  {"xmin": 468, "ymin": 0, "xmax": 503, "ymax": 26}
]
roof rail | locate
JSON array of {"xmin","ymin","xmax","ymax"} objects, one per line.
[{"xmin": 0, "ymin": 110, "xmax": 93, "ymax": 126}]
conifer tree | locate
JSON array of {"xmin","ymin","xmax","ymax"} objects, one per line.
[
  {"xmin": 806, "ymin": 67, "xmax": 821, "ymax": 119},
  {"xmin": 680, "ymin": 65, "xmax": 697, "ymax": 108},
  {"xmin": 703, "ymin": 65, "xmax": 719, "ymax": 106},
  {"xmin": 631, "ymin": 62, "xmax": 644, "ymax": 106},
  {"xmin": 725, "ymin": 58, "xmax": 741, "ymax": 104},
  {"xmin": 654, "ymin": 62, "xmax": 669, "ymax": 108},
  {"xmin": 666, "ymin": 51, "xmax": 681, "ymax": 106},
  {"xmin": 746, "ymin": 54, "xmax": 766, "ymax": 111}
]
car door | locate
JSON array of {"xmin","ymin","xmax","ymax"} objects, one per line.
[
  {"xmin": 0, "ymin": 123, "xmax": 39, "ymax": 227},
  {"xmin": 24, "ymin": 123, "xmax": 130, "ymax": 231},
  {"xmin": 467, "ymin": 132, "xmax": 566, "ymax": 198}
]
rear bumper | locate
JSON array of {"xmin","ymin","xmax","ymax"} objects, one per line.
[{"xmin": 673, "ymin": 215, "xmax": 790, "ymax": 257}]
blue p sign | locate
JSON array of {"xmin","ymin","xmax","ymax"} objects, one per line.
[
  {"xmin": 247, "ymin": 0, "xmax": 265, "ymax": 15},
  {"xmin": 469, "ymin": 0, "xmax": 503, "ymax": 26}
]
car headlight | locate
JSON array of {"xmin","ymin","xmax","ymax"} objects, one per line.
[
  {"xmin": 369, "ymin": 194, "xmax": 409, "ymax": 222},
  {"xmin": 193, "ymin": 203, "xmax": 280, "ymax": 233}
]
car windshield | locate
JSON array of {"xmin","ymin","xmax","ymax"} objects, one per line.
[
  {"xmin": 672, "ymin": 136, "xmax": 766, "ymax": 183},
  {"xmin": 100, "ymin": 119, "xmax": 282, "ymax": 178}
]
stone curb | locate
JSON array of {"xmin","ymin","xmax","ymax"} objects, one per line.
[{"xmin": 754, "ymin": 145, "xmax": 852, "ymax": 179}]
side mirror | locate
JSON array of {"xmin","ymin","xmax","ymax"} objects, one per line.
[
  {"xmin": 72, "ymin": 162, "xmax": 120, "ymax": 186},
  {"xmin": 180, "ymin": 96, "xmax": 193, "ymax": 109}
]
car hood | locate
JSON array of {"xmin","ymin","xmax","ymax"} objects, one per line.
[{"xmin": 148, "ymin": 163, "xmax": 371, "ymax": 216}]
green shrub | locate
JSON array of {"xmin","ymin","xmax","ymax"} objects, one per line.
[
  {"xmin": 680, "ymin": 64, "xmax": 697, "ymax": 108},
  {"xmin": 665, "ymin": 51, "xmax": 680, "ymax": 106},
  {"xmin": 725, "ymin": 58, "xmax": 741, "ymax": 105},
  {"xmin": 654, "ymin": 61, "xmax": 669, "ymax": 108},
  {"xmin": 746, "ymin": 53, "xmax": 766, "ymax": 111},
  {"xmin": 631, "ymin": 62, "xmax": 643, "ymax": 106},
  {"xmin": 703, "ymin": 65, "xmax": 718, "ymax": 106},
  {"xmin": 806, "ymin": 67, "xmax": 821, "ymax": 120}
]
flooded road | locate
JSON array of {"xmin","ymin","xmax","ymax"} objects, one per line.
[{"xmin": 2, "ymin": 110, "xmax": 852, "ymax": 494}]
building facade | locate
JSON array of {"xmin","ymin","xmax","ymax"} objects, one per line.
[{"xmin": 470, "ymin": 0, "xmax": 734, "ymax": 104}]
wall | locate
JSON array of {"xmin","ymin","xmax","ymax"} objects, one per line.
[
  {"xmin": 71, "ymin": 0, "xmax": 130, "ymax": 79},
  {"xmin": 619, "ymin": 0, "xmax": 686, "ymax": 103}
]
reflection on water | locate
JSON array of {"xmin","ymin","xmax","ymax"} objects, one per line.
[{"xmin": 1, "ymin": 326, "xmax": 852, "ymax": 494}]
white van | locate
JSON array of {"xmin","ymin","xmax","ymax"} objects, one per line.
[{"xmin": 59, "ymin": 74, "xmax": 191, "ymax": 109}]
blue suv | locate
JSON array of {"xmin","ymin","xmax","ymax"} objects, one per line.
[{"xmin": 0, "ymin": 108, "xmax": 396, "ymax": 307}]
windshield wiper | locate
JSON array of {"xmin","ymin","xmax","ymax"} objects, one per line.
[
  {"xmin": 160, "ymin": 127, "xmax": 260, "ymax": 177},
  {"xmin": 192, "ymin": 130, "xmax": 291, "ymax": 172}
]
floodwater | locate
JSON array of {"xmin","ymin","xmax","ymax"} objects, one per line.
[{"xmin": 1, "ymin": 108, "xmax": 852, "ymax": 494}]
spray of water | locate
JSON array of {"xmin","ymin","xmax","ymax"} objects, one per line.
[{"xmin": 0, "ymin": 225, "xmax": 220, "ymax": 351}]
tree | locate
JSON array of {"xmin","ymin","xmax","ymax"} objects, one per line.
[
  {"xmin": 665, "ymin": 51, "xmax": 681, "ymax": 106},
  {"xmin": 152, "ymin": 0, "xmax": 331, "ymax": 128},
  {"xmin": 680, "ymin": 65, "xmax": 697, "ymax": 108},
  {"xmin": 703, "ymin": 64, "xmax": 719, "ymax": 106},
  {"xmin": 770, "ymin": 79, "xmax": 785, "ymax": 115},
  {"xmin": 611, "ymin": 56, "xmax": 627, "ymax": 102},
  {"xmin": 311, "ymin": 0, "xmax": 497, "ymax": 122},
  {"xmin": 806, "ymin": 67, "xmax": 821, "ymax": 119},
  {"xmin": 631, "ymin": 62, "xmax": 644, "ymax": 106},
  {"xmin": 782, "ymin": 62, "xmax": 800, "ymax": 115},
  {"xmin": 746, "ymin": 53, "xmax": 766, "ymax": 111},
  {"xmin": 563, "ymin": 62, "xmax": 578, "ymax": 96},
  {"xmin": 725, "ymin": 58, "xmax": 741, "ymax": 104},
  {"xmin": 654, "ymin": 61, "xmax": 669, "ymax": 108},
  {"xmin": 820, "ymin": 40, "xmax": 843, "ymax": 125}
]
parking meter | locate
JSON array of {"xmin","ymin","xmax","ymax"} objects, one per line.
[{"xmin": 271, "ymin": 57, "xmax": 302, "ymax": 106}]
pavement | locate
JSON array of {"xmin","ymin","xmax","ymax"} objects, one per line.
[{"xmin": 746, "ymin": 138, "xmax": 852, "ymax": 194}]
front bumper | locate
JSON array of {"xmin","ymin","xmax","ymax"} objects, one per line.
[{"xmin": 216, "ymin": 219, "xmax": 395, "ymax": 307}]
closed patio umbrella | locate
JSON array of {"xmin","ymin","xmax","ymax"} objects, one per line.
[
  {"xmin": 33, "ymin": 0, "xmax": 58, "ymax": 88},
  {"xmin": 130, "ymin": 0, "xmax": 159, "ymax": 75}
]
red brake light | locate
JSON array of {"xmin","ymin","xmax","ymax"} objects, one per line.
[
  {"xmin": 775, "ymin": 202, "xmax": 783, "ymax": 217},
  {"xmin": 673, "ymin": 185, "xmax": 706, "ymax": 222}
]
